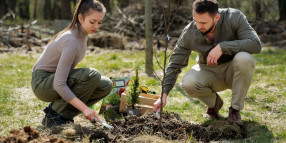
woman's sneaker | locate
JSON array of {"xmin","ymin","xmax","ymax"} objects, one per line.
[{"xmin": 42, "ymin": 103, "xmax": 74, "ymax": 127}]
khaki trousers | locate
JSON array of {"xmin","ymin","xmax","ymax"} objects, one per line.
[
  {"xmin": 31, "ymin": 68, "xmax": 112, "ymax": 119},
  {"xmin": 182, "ymin": 52, "xmax": 255, "ymax": 110}
]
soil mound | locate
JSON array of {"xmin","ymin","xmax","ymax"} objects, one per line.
[
  {"xmin": 0, "ymin": 113, "xmax": 247, "ymax": 142},
  {"xmin": 94, "ymin": 112, "xmax": 247, "ymax": 142},
  {"xmin": 0, "ymin": 126, "xmax": 67, "ymax": 143}
]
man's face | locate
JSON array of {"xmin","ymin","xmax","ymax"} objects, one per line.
[{"xmin": 193, "ymin": 11, "xmax": 219, "ymax": 35}]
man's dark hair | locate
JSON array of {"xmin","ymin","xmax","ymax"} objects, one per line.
[{"xmin": 193, "ymin": 0, "xmax": 219, "ymax": 17}]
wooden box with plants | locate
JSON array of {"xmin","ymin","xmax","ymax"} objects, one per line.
[
  {"xmin": 99, "ymin": 76, "xmax": 130, "ymax": 114},
  {"xmin": 119, "ymin": 68, "xmax": 160, "ymax": 116}
]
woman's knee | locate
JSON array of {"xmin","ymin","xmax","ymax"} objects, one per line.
[
  {"xmin": 89, "ymin": 68, "xmax": 101, "ymax": 81},
  {"xmin": 77, "ymin": 68, "xmax": 101, "ymax": 84},
  {"xmin": 103, "ymin": 77, "xmax": 113, "ymax": 94}
]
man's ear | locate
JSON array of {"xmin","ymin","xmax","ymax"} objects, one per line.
[
  {"xmin": 215, "ymin": 14, "xmax": 220, "ymax": 22},
  {"xmin": 78, "ymin": 14, "xmax": 83, "ymax": 23}
]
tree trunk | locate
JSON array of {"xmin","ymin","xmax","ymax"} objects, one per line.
[
  {"xmin": 9, "ymin": 0, "xmax": 17, "ymax": 13},
  {"xmin": 145, "ymin": 0, "xmax": 153, "ymax": 76},
  {"xmin": 33, "ymin": 0, "xmax": 38, "ymax": 19},
  {"xmin": 0, "ymin": 1, "xmax": 7, "ymax": 17},
  {"xmin": 44, "ymin": 0, "xmax": 52, "ymax": 20},
  {"xmin": 18, "ymin": 0, "xmax": 30, "ymax": 19},
  {"xmin": 0, "ymin": 0, "xmax": 17, "ymax": 17},
  {"xmin": 52, "ymin": 0, "xmax": 61, "ymax": 19},
  {"xmin": 253, "ymin": 0, "xmax": 265, "ymax": 21},
  {"xmin": 279, "ymin": 0, "xmax": 286, "ymax": 21},
  {"xmin": 61, "ymin": 0, "xmax": 71, "ymax": 20},
  {"xmin": 101, "ymin": 0, "xmax": 110, "ymax": 12}
]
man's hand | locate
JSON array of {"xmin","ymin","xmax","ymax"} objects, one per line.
[
  {"xmin": 207, "ymin": 44, "xmax": 222, "ymax": 66},
  {"xmin": 153, "ymin": 93, "xmax": 167, "ymax": 112}
]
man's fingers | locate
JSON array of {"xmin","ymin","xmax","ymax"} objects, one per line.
[
  {"xmin": 153, "ymin": 99, "xmax": 161, "ymax": 112},
  {"xmin": 207, "ymin": 55, "xmax": 218, "ymax": 66},
  {"xmin": 207, "ymin": 56, "xmax": 211, "ymax": 65},
  {"xmin": 214, "ymin": 58, "xmax": 218, "ymax": 65},
  {"xmin": 211, "ymin": 58, "xmax": 216, "ymax": 65}
]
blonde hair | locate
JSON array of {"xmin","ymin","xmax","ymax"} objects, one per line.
[{"xmin": 48, "ymin": 0, "xmax": 106, "ymax": 44}]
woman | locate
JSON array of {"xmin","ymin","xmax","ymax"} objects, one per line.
[{"xmin": 31, "ymin": 0, "xmax": 112, "ymax": 127}]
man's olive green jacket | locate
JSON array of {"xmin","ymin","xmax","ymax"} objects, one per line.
[{"xmin": 164, "ymin": 8, "xmax": 262, "ymax": 94}]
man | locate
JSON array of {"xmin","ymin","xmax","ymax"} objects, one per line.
[{"xmin": 153, "ymin": 0, "xmax": 261, "ymax": 125}]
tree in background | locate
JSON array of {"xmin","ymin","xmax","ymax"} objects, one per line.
[
  {"xmin": 18, "ymin": 0, "xmax": 30, "ymax": 20},
  {"xmin": 145, "ymin": 0, "xmax": 154, "ymax": 76},
  {"xmin": 0, "ymin": 0, "xmax": 17, "ymax": 17},
  {"xmin": 33, "ymin": 0, "xmax": 38, "ymax": 19},
  {"xmin": 52, "ymin": 0, "xmax": 61, "ymax": 20},
  {"xmin": 43, "ymin": 0, "xmax": 52, "ymax": 20},
  {"xmin": 278, "ymin": 0, "xmax": 286, "ymax": 21},
  {"xmin": 61, "ymin": 0, "xmax": 72, "ymax": 20},
  {"xmin": 253, "ymin": 0, "xmax": 265, "ymax": 20},
  {"xmin": 100, "ymin": 0, "xmax": 111, "ymax": 12}
]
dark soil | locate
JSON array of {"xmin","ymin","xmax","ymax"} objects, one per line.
[
  {"xmin": 107, "ymin": 112, "xmax": 247, "ymax": 142},
  {"xmin": 0, "ymin": 126, "xmax": 67, "ymax": 143},
  {"xmin": 0, "ymin": 113, "xmax": 247, "ymax": 143}
]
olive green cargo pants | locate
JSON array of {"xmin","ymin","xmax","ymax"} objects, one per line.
[
  {"xmin": 182, "ymin": 52, "xmax": 255, "ymax": 110},
  {"xmin": 31, "ymin": 68, "xmax": 112, "ymax": 119}
]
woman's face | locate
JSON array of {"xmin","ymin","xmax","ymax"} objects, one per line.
[{"xmin": 78, "ymin": 9, "xmax": 105, "ymax": 34}]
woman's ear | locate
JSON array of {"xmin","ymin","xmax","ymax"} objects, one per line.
[{"xmin": 78, "ymin": 14, "xmax": 83, "ymax": 24}]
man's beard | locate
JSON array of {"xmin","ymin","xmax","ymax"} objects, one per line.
[{"xmin": 201, "ymin": 22, "xmax": 215, "ymax": 35}]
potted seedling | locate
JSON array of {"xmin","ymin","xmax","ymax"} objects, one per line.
[
  {"xmin": 105, "ymin": 93, "xmax": 121, "ymax": 111},
  {"xmin": 126, "ymin": 68, "xmax": 141, "ymax": 116},
  {"xmin": 103, "ymin": 93, "xmax": 121, "ymax": 122}
]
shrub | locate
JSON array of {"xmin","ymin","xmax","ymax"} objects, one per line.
[
  {"xmin": 126, "ymin": 68, "xmax": 140, "ymax": 109},
  {"xmin": 106, "ymin": 93, "xmax": 121, "ymax": 105}
]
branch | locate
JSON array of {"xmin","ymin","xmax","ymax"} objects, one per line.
[
  {"xmin": 169, "ymin": 0, "xmax": 180, "ymax": 26},
  {"xmin": 167, "ymin": 48, "xmax": 175, "ymax": 58},
  {"xmin": 154, "ymin": 52, "xmax": 164, "ymax": 70},
  {"xmin": 165, "ymin": 68, "xmax": 179, "ymax": 76},
  {"xmin": 153, "ymin": 71, "xmax": 162, "ymax": 82}
]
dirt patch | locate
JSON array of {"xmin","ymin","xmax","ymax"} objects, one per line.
[
  {"xmin": 0, "ymin": 113, "xmax": 247, "ymax": 142},
  {"xmin": 107, "ymin": 113, "xmax": 247, "ymax": 142},
  {"xmin": 0, "ymin": 126, "xmax": 66, "ymax": 143}
]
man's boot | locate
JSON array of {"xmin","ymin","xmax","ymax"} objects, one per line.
[
  {"xmin": 228, "ymin": 106, "xmax": 243, "ymax": 125},
  {"xmin": 203, "ymin": 93, "xmax": 224, "ymax": 119}
]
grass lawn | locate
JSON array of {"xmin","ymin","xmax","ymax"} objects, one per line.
[{"xmin": 0, "ymin": 47, "xmax": 285, "ymax": 142}]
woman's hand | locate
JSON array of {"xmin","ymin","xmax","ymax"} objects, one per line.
[
  {"xmin": 83, "ymin": 107, "xmax": 101, "ymax": 122},
  {"xmin": 69, "ymin": 97, "xmax": 101, "ymax": 122},
  {"xmin": 153, "ymin": 93, "xmax": 167, "ymax": 112}
]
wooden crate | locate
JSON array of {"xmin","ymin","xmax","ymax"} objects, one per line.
[{"xmin": 119, "ymin": 93, "xmax": 160, "ymax": 115}]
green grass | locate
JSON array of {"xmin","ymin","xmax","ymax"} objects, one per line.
[{"xmin": 0, "ymin": 48, "xmax": 285, "ymax": 142}]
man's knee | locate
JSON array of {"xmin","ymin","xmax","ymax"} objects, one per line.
[
  {"xmin": 233, "ymin": 52, "xmax": 255, "ymax": 70},
  {"xmin": 182, "ymin": 75, "xmax": 201, "ymax": 98}
]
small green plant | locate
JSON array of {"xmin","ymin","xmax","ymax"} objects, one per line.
[
  {"xmin": 126, "ymin": 68, "xmax": 140, "ymax": 109},
  {"xmin": 103, "ymin": 109, "xmax": 121, "ymax": 122},
  {"xmin": 106, "ymin": 93, "xmax": 121, "ymax": 105}
]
